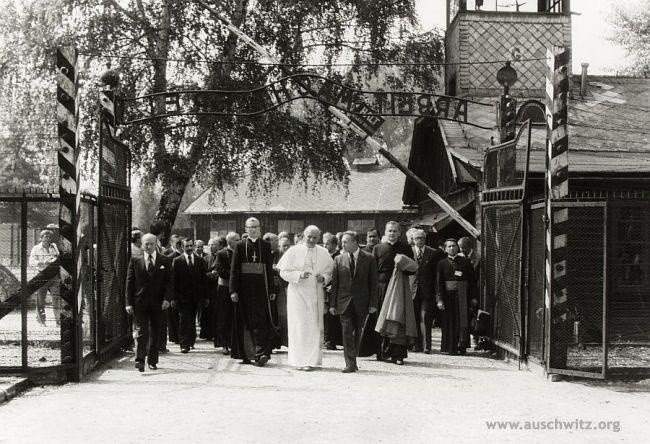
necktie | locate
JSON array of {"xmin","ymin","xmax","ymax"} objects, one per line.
[
  {"xmin": 188, "ymin": 255, "xmax": 193, "ymax": 267},
  {"xmin": 417, "ymin": 248, "xmax": 422, "ymax": 261},
  {"xmin": 147, "ymin": 255, "xmax": 153, "ymax": 272},
  {"xmin": 350, "ymin": 253, "xmax": 355, "ymax": 276}
]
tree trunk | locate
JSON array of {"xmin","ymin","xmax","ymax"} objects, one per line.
[{"xmin": 154, "ymin": 175, "xmax": 190, "ymax": 231}]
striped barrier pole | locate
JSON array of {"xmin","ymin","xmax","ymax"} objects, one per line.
[
  {"xmin": 56, "ymin": 46, "xmax": 80, "ymax": 375},
  {"xmin": 544, "ymin": 45, "xmax": 570, "ymax": 370}
]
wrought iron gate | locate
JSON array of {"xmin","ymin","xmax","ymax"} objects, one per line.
[
  {"xmin": 483, "ymin": 201, "xmax": 524, "ymax": 356},
  {"xmin": 96, "ymin": 102, "xmax": 132, "ymax": 359}
]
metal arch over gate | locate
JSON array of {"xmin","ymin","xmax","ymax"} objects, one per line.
[
  {"xmin": 117, "ymin": 74, "xmax": 495, "ymax": 131},
  {"xmin": 109, "ymin": 0, "xmax": 483, "ymax": 240}
]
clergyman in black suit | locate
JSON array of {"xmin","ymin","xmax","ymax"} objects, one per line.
[
  {"xmin": 172, "ymin": 239, "xmax": 208, "ymax": 353},
  {"xmin": 365, "ymin": 221, "xmax": 414, "ymax": 361},
  {"xmin": 330, "ymin": 231, "xmax": 378, "ymax": 373},
  {"xmin": 126, "ymin": 233, "xmax": 173, "ymax": 372},
  {"xmin": 411, "ymin": 228, "xmax": 445, "ymax": 353}
]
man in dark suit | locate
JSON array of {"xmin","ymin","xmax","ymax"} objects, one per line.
[
  {"xmin": 214, "ymin": 233, "xmax": 238, "ymax": 353},
  {"xmin": 411, "ymin": 229, "xmax": 445, "ymax": 353},
  {"xmin": 126, "ymin": 233, "xmax": 173, "ymax": 372},
  {"xmin": 172, "ymin": 239, "xmax": 208, "ymax": 353},
  {"xmin": 369, "ymin": 221, "xmax": 414, "ymax": 362},
  {"xmin": 204, "ymin": 237, "xmax": 221, "ymax": 347},
  {"xmin": 362, "ymin": 227, "xmax": 380, "ymax": 253},
  {"xmin": 323, "ymin": 232, "xmax": 342, "ymax": 350},
  {"xmin": 164, "ymin": 235, "xmax": 184, "ymax": 347},
  {"xmin": 330, "ymin": 231, "xmax": 378, "ymax": 373}
]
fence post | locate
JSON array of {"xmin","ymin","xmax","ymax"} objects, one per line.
[
  {"xmin": 56, "ymin": 46, "xmax": 81, "ymax": 380},
  {"xmin": 544, "ymin": 45, "xmax": 570, "ymax": 371}
]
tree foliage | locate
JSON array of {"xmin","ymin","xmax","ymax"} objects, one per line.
[
  {"xmin": 0, "ymin": 0, "xmax": 66, "ymax": 191},
  {"xmin": 609, "ymin": 0, "xmax": 650, "ymax": 75},
  {"xmin": 1, "ymin": 0, "xmax": 445, "ymax": 229}
]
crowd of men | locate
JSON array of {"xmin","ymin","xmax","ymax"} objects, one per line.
[{"xmin": 126, "ymin": 219, "xmax": 481, "ymax": 373}]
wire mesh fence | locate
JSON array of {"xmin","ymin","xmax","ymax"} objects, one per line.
[
  {"xmin": 0, "ymin": 201, "xmax": 22, "ymax": 368},
  {"xmin": 526, "ymin": 204, "xmax": 545, "ymax": 361},
  {"xmin": 524, "ymin": 199, "xmax": 650, "ymax": 378},
  {"xmin": 25, "ymin": 201, "xmax": 63, "ymax": 368},
  {"xmin": 98, "ymin": 200, "xmax": 130, "ymax": 351},
  {"xmin": 79, "ymin": 200, "xmax": 97, "ymax": 358},
  {"xmin": 548, "ymin": 204, "xmax": 606, "ymax": 376},
  {"xmin": 607, "ymin": 202, "xmax": 650, "ymax": 376},
  {"xmin": 0, "ymin": 198, "xmax": 63, "ymax": 368},
  {"xmin": 0, "ymin": 191, "xmax": 131, "ymax": 376},
  {"xmin": 483, "ymin": 203, "xmax": 523, "ymax": 355}
]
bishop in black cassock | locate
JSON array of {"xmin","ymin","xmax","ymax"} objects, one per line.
[
  {"xmin": 436, "ymin": 239, "xmax": 475, "ymax": 355},
  {"xmin": 229, "ymin": 218, "xmax": 277, "ymax": 366}
]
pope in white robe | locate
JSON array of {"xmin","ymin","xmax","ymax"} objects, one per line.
[{"xmin": 277, "ymin": 226, "xmax": 334, "ymax": 370}]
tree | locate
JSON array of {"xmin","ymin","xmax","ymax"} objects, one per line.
[
  {"xmin": 609, "ymin": 0, "xmax": 650, "ymax": 75},
  {"xmin": 0, "ymin": 1, "xmax": 64, "ymax": 192},
  {"xmin": 2, "ymin": 0, "xmax": 445, "ymax": 234}
]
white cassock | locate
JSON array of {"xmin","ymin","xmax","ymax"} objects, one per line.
[{"xmin": 277, "ymin": 244, "xmax": 334, "ymax": 367}]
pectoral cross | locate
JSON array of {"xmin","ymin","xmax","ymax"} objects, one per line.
[{"xmin": 252, "ymin": 251, "xmax": 257, "ymax": 262}]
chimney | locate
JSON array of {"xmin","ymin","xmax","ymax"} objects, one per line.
[{"xmin": 580, "ymin": 63, "xmax": 589, "ymax": 97}]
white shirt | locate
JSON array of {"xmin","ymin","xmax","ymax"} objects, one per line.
[
  {"xmin": 184, "ymin": 252, "xmax": 194, "ymax": 265},
  {"xmin": 144, "ymin": 251, "xmax": 157, "ymax": 267},
  {"xmin": 29, "ymin": 242, "xmax": 59, "ymax": 271}
]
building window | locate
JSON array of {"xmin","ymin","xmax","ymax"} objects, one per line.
[
  {"xmin": 348, "ymin": 219, "xmax": 375, "ymax": 242},
  {"xmin": 278, "ymin": 219, "xmax": 304, "ymax": 238},
  {"xmin": 210, "ymin": 219, "xmax": 237, "ymax": 239}
]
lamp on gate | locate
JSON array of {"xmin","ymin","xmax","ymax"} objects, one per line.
[
  {"xmin": 496, "ymin": 61, "xmax": 518, "ymax": 96},
  {"xmin": 100, "ymin": 68, "xmax": 120, "ymax": 88}
]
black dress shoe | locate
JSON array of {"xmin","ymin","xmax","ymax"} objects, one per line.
[
  {"xmin": 181, "ymin": 348, "xmax": 189, "ymax": 354},
  {"xmin": 424, "ymin": 349, "xmax": 433, "ymax": 354},
  {"xmin": 222, "ymin": 347, "xmax": 230, "ymax": 355},
  {"xmin": 241, "ymin": 359, "xmax": 251, "ymax": 365},
  {"xmin": 395, "ymin": 359, "xmax": 404, "ymax": 365},
  {"xmin": 341, "ymin": 367, "xmax": 357, "ymax": 373},
  {"xmin": 148, "ymin": 364, "xmax": 158, "ymax": 370},
  {"xmin": 135, "ymin": 361, "xmax": 145, "ymax": 372},
  {"xmin": 159, "ymin": 348, "xmax": 170, "ymax": 354},
  {"xmin": 255, "ymin": 355, "xmax": 269, "ymax": 367}
]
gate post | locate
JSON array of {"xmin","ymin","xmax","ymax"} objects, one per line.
[
  {"xmin": 56, "ymin": 46, "xmax": 81, "ymax": 380},
  {"xmin": 544, "ymin": 45, "xmax": 570, "ymax": 371}
]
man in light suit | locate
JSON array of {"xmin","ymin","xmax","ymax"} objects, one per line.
[
  {"xmin": 411, "ymin": 229, "xmax": 445, "ymax": 353},
  {"xmin": 172, "ymin": 239, "xmax": 208, "ymax": 353},
  {"xmin": 330, "ymin": 231, "xmax": 378, "ymax": 373},
  {"xmin": 125, "ymin": 233, "xmax": 173, "ymax": 372}
]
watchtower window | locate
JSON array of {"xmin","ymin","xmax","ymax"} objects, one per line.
[{"xmin": 447, "ymin": 0, "xmax": 570, "ymax": 25}]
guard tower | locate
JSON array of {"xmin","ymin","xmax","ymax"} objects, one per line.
[{"xmin": 445, "ymin": 0, "xmax": 572, "ymax": 97}]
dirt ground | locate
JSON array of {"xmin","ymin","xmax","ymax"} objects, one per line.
[{"xmin": 0, "ymin": 331, "xmax": 648, "ymax": 443}]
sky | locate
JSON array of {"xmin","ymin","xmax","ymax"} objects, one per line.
[{"xmin": 415, "ymin": 0, "xmax": 632, "ymax": 74}]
